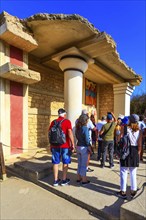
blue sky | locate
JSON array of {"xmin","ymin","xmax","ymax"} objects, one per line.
[{"xmin": 0, "ymin": 0, "xmax": 145, "ymax": 96}]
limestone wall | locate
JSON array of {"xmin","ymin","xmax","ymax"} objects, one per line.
[
  {"xmin": 28, "ymin": 57, "xmax": 114, "ymax": 148},
  {"xmin": 28, "ymin": 58, "xmax": 64, "ymax": 148},
  {"xmin": 98, "ymin": 84, "xmax": 114, "ymax": 118}
]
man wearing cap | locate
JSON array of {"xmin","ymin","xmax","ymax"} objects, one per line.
[
  {"xmin": 96, "ymin": 116, "xmax": 107, "ymax": 161},
  {"xmin": 99, "ymin": 112, "xmax": 117, "ymax": 168},
  {"xmin": 49, "ymin": 108, "xmax": 75, "ymax": 186}
]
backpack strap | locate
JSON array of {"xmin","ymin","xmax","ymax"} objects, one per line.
[
  {"xmin": 104, "ymin": 122, "xmax": 113, "ymax": 136},
  {"xmin": 54, "ymin": 119, "xmax": 65, "ymax": 126},
  {"xmin": 60, "ymin": 119, "xmax": 66, "ymax": 124},
  {"xmin": 53, "ymin": 120, "xmax": 57, "ymax": 125},
  {"xmin": 125, "ymin": 126, "xmax": 131, "ymax": 146},
  {"xmin": 124, "ymin": 125, "xmax": 127, "ymax": 135}
]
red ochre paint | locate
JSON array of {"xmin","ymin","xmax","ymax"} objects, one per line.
[
  {"xmin": 10, "ymin": 81, "xmax": 23, "ymax": 154},
  {"xmin": 10, "ymin": 45, "xmax": 23, "ymax": 67}
]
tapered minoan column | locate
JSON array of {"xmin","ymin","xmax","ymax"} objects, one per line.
[
  {"xmin": 113, "ymin": 83, "xmax": 135, "ymax": 117},
  {"xmin": 59, "ymin": 56, "xmax": 88, "ymax": 126}
]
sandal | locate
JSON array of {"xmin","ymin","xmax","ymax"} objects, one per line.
[{"xmin": 116, "ymin": 191, "xmax": 127, "ymax": 199}]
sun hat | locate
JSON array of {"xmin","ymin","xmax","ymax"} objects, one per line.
[
  {"xmin": 121, "ymin": 116, "xmax": 129, "ymax": 125},
  {"xmin": 129, "ymin": 114, "xmax": 139, "ymax": 123}
]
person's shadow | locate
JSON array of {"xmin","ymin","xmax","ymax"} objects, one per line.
[{"xmin": 101, "ymin": 197, "xmax": 125, "ymax": 219}]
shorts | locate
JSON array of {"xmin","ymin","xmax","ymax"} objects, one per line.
[{"xmin": 52, "ymin": 148, "xmax": 71, "ymax": 164}]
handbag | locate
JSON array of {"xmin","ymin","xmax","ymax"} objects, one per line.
[{"xmin": 99, "ymin": 122, "xmax": 113, "ymax": 139}]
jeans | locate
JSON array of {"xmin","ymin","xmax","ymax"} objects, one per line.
[
  {"xmin": 97, "ymin": 140, "xmax": 103, "ymax": 160},
  {"xmin": 76, "ymin": 146, "xmax": 88, "ymax": 177},
  {"xmin": 101, "ymin": 140, "xmax": 114, "ymax": 166},
  {"xmin": 120, "ymin": 166, "xmax": 137, "ymax": 191}
]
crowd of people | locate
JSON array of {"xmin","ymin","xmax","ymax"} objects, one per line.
[{"xmin": 48, "ymin": 108, "xmax": 146, "ymax": 199}]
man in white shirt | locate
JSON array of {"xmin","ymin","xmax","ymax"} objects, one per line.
[
  {"xmin": 138, "ymin": 115, "xmax": 145, "ymax": 131},
  {"xmin": 96, "ymin": 116, "xmax": 107, "ymax": 161}
]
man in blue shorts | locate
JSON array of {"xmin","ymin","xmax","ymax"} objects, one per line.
[{"xmin": 49, "ymin": 108, "xmax": 75, "ymax": 186}]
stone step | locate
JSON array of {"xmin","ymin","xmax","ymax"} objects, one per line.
[
  {"xmin": 6, "ymin": 153, "xmax": 146, "ymax": 220},
  {"xmin": 11, "ymin": 157, "xmax": 53, "ymax": 182}
]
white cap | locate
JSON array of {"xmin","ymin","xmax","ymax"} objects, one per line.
[{"xmin": 81, "ymin": 109, "xmax": 88, "ymax": 115}]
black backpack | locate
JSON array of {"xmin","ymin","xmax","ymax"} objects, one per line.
[
  {"xmin": 117, "ymin": 126, "xmax": 131, "ymax": 160},
  {"xmin": 49, "ymin": 119, "xmax": 66, "ymax": 146}
]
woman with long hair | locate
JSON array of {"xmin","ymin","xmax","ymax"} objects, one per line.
[
  {"xmin": 116, "ymin": 114, "xmax": 142, "ymax": 199},
  {"xmin": 75, "ymin": 114, "xmax": 91, "ymax": 186}
]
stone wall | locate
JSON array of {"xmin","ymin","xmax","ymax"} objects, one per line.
[
  {"xmin": 98, "ymin": 84, "xmax": 114, "ymax": 118},
  {"xmin": 28, "ymin": 57, "xmax": 114, "ymax": 148},
  {"xmin": 28, "ymin": 57, "xmax": 64, "ymax": 148}
]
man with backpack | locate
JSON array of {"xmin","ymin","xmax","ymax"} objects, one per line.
[{"xmin": 49, "ymin": 108, "xmax": 75, "ymax": 186}]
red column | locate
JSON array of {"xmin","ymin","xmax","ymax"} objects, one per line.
[
  {"xmin": 10, "ymin": 46, "xmax": 23, "ymax": 154},
  {"xmin": 10, "ymin": 45, "xmax": 23, "ymax": 67},
  {"xmin": 10, "ymin": 81, "xmax": 23, "ymax": 154}
]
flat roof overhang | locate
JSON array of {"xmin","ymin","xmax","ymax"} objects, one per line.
[{"xmin": 0, "ymin": 12, "xmax": 142, "ymax": 86}]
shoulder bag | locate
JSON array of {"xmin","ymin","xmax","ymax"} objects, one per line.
[{"xmin": 99, "ymin": 122, "xmax": 113, "ymax": 139}]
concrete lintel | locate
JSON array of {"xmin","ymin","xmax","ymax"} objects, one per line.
[
  {"xmin": 113, "ymin": 84, "xmax": 135, "ymax": 96},
  {"xmin": 0, "ymin": 14, "xmax": 38, "ymax": 52},
  {"xmin": 52, "ymin": 47, "xmax": 94, "ymax": 65},
  {"xmin": 0, "ymin": 63, "xmax": 41, "ymax": 84}
]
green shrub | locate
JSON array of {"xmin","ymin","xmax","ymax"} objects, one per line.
[{"xmin": 130, "ymin": 93, "xmax": 146, "ymax": 116}]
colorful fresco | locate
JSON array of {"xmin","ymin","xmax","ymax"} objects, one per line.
[{"xmin": 85, "ymin": 78, "xmax": 97, "ymax": 106}]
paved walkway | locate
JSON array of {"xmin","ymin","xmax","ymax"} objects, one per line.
[
  {"xmin": 4, "ymin": 148, "xmax": 146, "ymax": 220},
  {"xmin": 1, "ymin": 176, "xmax": 102, "ymax": 220}
]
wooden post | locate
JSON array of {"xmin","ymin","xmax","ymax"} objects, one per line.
[{"xmin": 0, "ymin": 142, "xmax": 7, "ymax": 180}]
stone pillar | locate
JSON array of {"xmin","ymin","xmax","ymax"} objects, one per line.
[
  {"xmin": 59, "ymin": 56, "xmax": 88, "ymax": 126},
  {"xmin": 23, "ymin": 84, "xmax": 28, "ymax": 152},
  {"xmin": 113, "ymin": 83, "xmax": 135, "ymax": 117},
  {"xmin": 0, "ymin": 78, "xmax": 11, "ymax": 157},
  {"xmin": 0, "ymin": 40, "xmax": 40, "ymax": 157}
]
